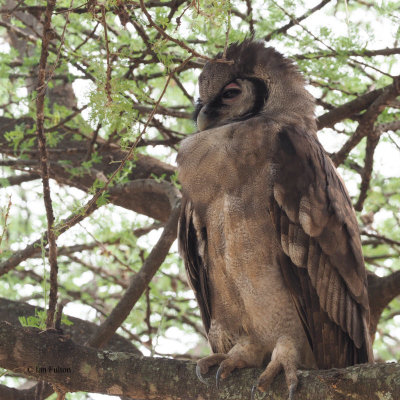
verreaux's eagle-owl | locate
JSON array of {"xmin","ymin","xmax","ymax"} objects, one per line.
[{"xmin": 177, "ymin": 40, "xmax": 373, "ymax": 398}]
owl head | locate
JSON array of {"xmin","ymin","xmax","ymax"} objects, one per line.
[{"xmin": 194, "ymin": 40, "xmax": 316, "ymax": 133}]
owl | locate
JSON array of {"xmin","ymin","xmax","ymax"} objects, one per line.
[{"xmin": 177, "ymin": 40, "xmax": 373, "ymax": 399}]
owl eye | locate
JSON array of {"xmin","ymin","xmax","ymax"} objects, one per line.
[
  {"xmin": 221, "ymin": 82, "xmax": 242, "ymax": 101},
  {"xmin": 222, "ymin": 89, "xmax": 241, "ymax": 99}
]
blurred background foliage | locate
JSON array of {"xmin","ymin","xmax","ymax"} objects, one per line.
[{"xmin": 0, "ymin": 0, "xmax": 399, "ymax": 398}]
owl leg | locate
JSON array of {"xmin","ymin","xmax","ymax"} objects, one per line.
[{"xmin": 255, "ymin": 336, "xmax": 299, "ymax": 400}]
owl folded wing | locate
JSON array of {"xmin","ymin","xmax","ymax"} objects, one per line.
[{"xmin": 269, "ymin": 126, "xmax": 373, "ymax": 368}]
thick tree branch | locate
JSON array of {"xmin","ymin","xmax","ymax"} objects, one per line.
[
  {"xmin": 331, "ymin": 75, "xmax": 400, "ymax": 166},
  {"xmin": 368, "ymin": 271, "xmax": 400, "ymax": 338},
  {"xmin": 316, "ymin": 84, "xmax": 394, "ymax": 130},
  {"xmin": 0, "ymin": 297, "xmax": 140, "ymax": 355},
  {"xmin": 354, "ymin": 128, "xmax": 381, "ymax": 211},
  {"xmin": 0, "ymin": 321, "xmax": 399, "ymax": 400},
  {"xmin": 0, "ymin": 116, "xmax": 176, "ymax": 221},
  {"xmin": 0, "ymin": 383, "xmax": 54, "ymax": 400},
  {"xmin": 0, "ymin": 173, "xmax": 40, "ymax": 186}
]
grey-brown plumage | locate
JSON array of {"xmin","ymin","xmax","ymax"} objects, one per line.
[{"xmin": 177, "ymin": 40, "xmax": 373, "ymax": 398}]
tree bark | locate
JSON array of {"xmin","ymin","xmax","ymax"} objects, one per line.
[
  {"xmin": 0, "ymin": 321, "xmax": 399, "ymax": 400},
  {"xmin": 0, "ymin": 298, "xmax": 140, "ymax": 355},
  {"xmin": 0, "ymin": 116, "xmax": 176, "ymax": 222}
]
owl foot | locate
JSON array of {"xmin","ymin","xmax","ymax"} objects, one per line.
[
  {"xmin": 215, "ymin": 356, "xmax": 247, "ymax": 389},
  {"xmin": 196, "ymin": 351, "xmax": 255, "ymax": 389},
  {"xmin": 196, "ymin": 353, "xmax": 228, "ymax": 385},
  {"xmin": 253, "ymin": 336, "xmax": 299, "ymax": 400}
]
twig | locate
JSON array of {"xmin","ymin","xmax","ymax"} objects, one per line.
[
  {"xmin": 0, "ymin": 194, "xmax": 99, "ymax": 277},
  {"xmin": 361, "ymin": 230, "xmax": 400, "ymax": 247},
  {"xmin": 101, "ymin": 6, "xmax": 113, "ymax": 104},
  {"xmin": 0, "ymin": 196, "xmax": 12, "ymax": 251},
  {"xmin": 74, "ymin": 21, "xmax": 100, "ymax": 53},
  {"xmin": 172, "ymin": 74, "xmax": 194, "ymax": 104},
  {"xmin": 139, "ymin": 0, "xmax": 230, "ymax": 64},
  {"xmin": 0, "ymin": 51, "xmax": 188, "ymax": 276},
  {"xmin": 35, "ymin": 0, "xmax": 58, "ymax": 330},
  {"xmin": 175, "ymin": 0, "xmax": 194, "ymax": 30},
  {"xmin": 85, "ymin": 123, "xmax": 102, "ymax": 161},
  {"xmin": 269, "ymin": 0, "xmax": 336, "ymax": 53},
  {"xmin": 44, "ymin": 104, "xmax": 88, "ymax": 132},
  {"xmin": 244, "ymin": 0, "xmax": 254, "ymax": 37},
  {"xmin": 295, "ymin": 47, "xmax": 400, "ymax": 59},
  {"xmin": 43, "ymin": 0, "xmax": 74, "ymax": 94},
  {"xmin": 222, "ymin": 6, "xmax": 231, "ymax": 60},
  {"xmin": 145, "ymin": 286, "xmax": 152, "ymax": 348},
  {"xmin": 265, "ymin": 0, "xmax": 332, "ymax": 41},
  {"xmin": 87, "ymin": 200, "xmax": 181, "ymax": 348}
]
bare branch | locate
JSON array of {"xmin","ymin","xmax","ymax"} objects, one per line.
[
  {"xmin": 87, "ymin": 190, "xmax": 180, "ymax": 348},
  {"xmin": 296, "ymin": 47, "xmax": 400, "ymax": 60},
  {"xmin": 0, "ymin": 194, "xmax": 99, "ymax": 277},
  {"xmin": 0, "ymin": 173, "xmax": 40, "ymax": 186},
  {"xmin": 317, "ymin": 87, "xmax": 387, "ymax": 129},
  {"xmin": 139, "ymin": 0, "xmax": 226, "ymax": 63},
  {"xmin": 265, "ymin": 0, "xmax": 332, "ymax": 41},
  {"xmin": 332, "ymin": 76, "xmax": 400, "ymax": 166},
  {"xmin": 354, "ymin": 128, "xmax": 381, "ymax": 211},
  {"xmin": 101, "ymin": 6, "xmax": 112, "ymax": 104},
  {"xmin": 35, "ymin": 0, "xmax": 58, "ymax": 329}
]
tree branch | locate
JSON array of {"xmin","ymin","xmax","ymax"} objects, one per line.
[
  {"xmin": 88, "ymin": 190, "xmax": 181, "ymax": 348},
  {"xmin": 1, "ymin": 173, "xmax": 40, "ymax": 186},
  {"xmin": 265, "ymin": 0, "xmax": 332, "ymax": 41},
  {"xmin": 0, "ymin": 116, "xmax": 177, "ymax": 221},
  {"xmin": 331, "ymin": 75, "xmax": 400, "ymax": 166},
  {"xmin": 0, "ymin": 194, "xmax": 99, "ymax": 277},
  {"xmin": 368, "ymin": 271, "xmax": 400, "ymax": 338},
  {"xmin": 296, "ymin": 47, "xmax": 400, "ymax": 59},
  {"xmin": 354, "ymin": 128, "xmax": 381, "ymax": 211},
  {"xmin": 35, "ymin": 0, "xmax": 58, "ymax": 329},
  {"xmin": 316, "ymin": 86, "xmax": 390, "ymax": 130},
  {"xmin": 0, "ymin": 297, "xmax": 140, "ymax": 355},
  {"xmin": 0, "ymin": 321, "xmax": 399, "ymax": 399}
]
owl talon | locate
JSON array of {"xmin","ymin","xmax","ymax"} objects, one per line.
[
  {"xmin": 288, "ymin": 383, "xmax": 296, "ymax": 400},
  {"xmin": 251, "ymin": 384, "xmax": 258, "ymax": 400},
  {"xmin": 216, "ymin": 366, "xmax": 223, "ymax": 389},
  {"xmin": 196, "ymin": 365, "xmax": 208, "ymax": 385},
  {"xmin": 251, "ymin": 384, "xmax": 267, "ymax": 400}
]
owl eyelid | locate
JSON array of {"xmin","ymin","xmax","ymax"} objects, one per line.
[
  {"xmin": 222, "ymin": 88, "xmax": 241, "ymax": 100},
  {"xmin": 221, "ymin": 81, "xmax": 242, "ymax": 101}
]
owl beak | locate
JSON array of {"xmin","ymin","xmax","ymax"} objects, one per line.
[{"xmin": 197, "ymin": 106, "xmax": 213, "ymax": 131}]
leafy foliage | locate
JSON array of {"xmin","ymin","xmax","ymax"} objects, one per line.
[{"xmin": 0, "ymin": 0, "xmax": 399, "ymax": 397}]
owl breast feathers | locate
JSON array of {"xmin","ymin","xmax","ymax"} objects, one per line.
[{"xmin": 177, "ymin": 40, "xmax": 373, "ymax": 398}]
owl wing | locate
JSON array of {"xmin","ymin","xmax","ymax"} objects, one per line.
[
  {"xmin": 270, "ymin": 126, "xmax": 373, "ymax": 368},
  {"xmin": 178, "ymin": 198, "xmax": 212, "ymax": 335}
]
